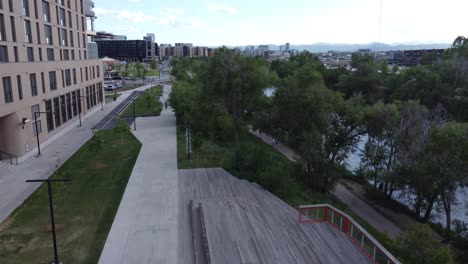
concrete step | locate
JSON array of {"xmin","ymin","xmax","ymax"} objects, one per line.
[{"xmin": 0, "ymin": 160, "xmax": 15, "ymax": 171}]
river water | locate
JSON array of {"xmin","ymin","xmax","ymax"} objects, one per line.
[{"xmin": 345, "ymin": 135, "xmax": 468, "ymax": 227}]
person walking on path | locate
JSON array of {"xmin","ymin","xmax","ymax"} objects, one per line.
[{"xmin": 165, "ymin": 101, "xmax": 168, "ymax": 109}]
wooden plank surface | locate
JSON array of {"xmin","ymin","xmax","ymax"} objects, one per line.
[{"xmin": 178, "ymin": 168, "xmax": 372, "ymax": 264}]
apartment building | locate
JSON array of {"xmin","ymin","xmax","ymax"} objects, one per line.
[{"xmin": 0, "ymin": 0, "xmax": 104, "ymax": 160}]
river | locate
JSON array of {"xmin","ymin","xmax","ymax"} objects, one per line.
[{"xmin": 345, "ymin": 135, "xmax": 468, "ymax": 227}]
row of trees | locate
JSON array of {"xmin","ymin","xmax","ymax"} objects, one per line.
[{"xmin": 170, "ymin": 38, "xmax": 467, "ymax": 236}]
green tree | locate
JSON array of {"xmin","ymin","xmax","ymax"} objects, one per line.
[
  {"xmin": 113, "ymin": 115, "xmax": 130, "ymax": 144},
  {"xmin": 150, "ymin": 59, "xmax": 157, "ymax": 70},
  {"xmin": 396, "ymin": 224, "xmax": 454, "ymax": 264},
  {"xmin": 89, "ymin": 129, "xmax": 105, "ymax": 152}
]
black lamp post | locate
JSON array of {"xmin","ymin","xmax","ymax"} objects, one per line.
[
  {"xmin": 133, "ymin": 98, "xmax": 136, "ymax": 130},
  {"xmin": 26, "ymin": 178, "xmax": 71, "ymax": 264},
  {"xmin": 34, "ymin": 111, "xmax": 49, "ymax": 156},
  {"xmin": 78, "ymin": 95, "xmax": 86, "ymax": 127}
]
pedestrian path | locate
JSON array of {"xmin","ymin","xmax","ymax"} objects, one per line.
[
  {"xmin": 99, "ymin": 85, "xmax": 178, "ymax": 264},
  {"xmin": 250, "ymin": 130, "xmax": 402, "ymax": 238},
  {"xmin": 0, "ymin": 83, "xmax": 154, "ymax": 225}
]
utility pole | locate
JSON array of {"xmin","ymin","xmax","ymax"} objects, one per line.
[{"xmin": 26, "ymin": 178, "xmax": 71, "ymax": 264}]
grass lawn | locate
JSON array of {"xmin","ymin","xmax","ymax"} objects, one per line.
[
  {"xmin": 121, "ymin": 85, "xmax": 163, "ymax": 117},
  {"xmin": 177, "ymin": 125, "xmax": 398, "ymax": 255},
  {"xmin": 0, "ymin": 130, "xmax": 141, "ymax": 264}
]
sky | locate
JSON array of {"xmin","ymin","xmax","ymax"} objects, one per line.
[{"xmin": 94, "ymin": 0, "xmax": 468, "ymax": 46}]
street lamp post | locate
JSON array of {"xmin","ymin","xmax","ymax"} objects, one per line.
[
  {"xmin": 34, "ymin": 111, "xmax": 49, "ymax": 156},
  {"xmin": 26, "ymin": 178, "xmax": 71, "ymax": 264},
  {"xmin": 133, "ymin": 98, "xmax": 136, "ymax": 130},
  {"xmin": 78, "ymin": 95, "xmax": 86, "ymax": 127}
]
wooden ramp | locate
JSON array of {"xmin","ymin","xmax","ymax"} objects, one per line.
[{"xmin": 178, "ymin": 168, "xmax": 372, "ymax": 264}]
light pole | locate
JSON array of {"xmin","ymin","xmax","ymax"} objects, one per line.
[
  {"xmin": 133, "ymin": 98, "xmax": 136, "ymax": 130},
  {"xmin": 34, "ymin": 111, "xmax": 49, "ymax": 156},
  {"xmin": 26, "ymin": 178, "xmax": 71, "ymax": 264},
  {"xmin": 78, "ymin": 95, "xmax": 86, "ymax": 127}
]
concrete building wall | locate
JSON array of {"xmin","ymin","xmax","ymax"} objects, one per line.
[{"xmin": 0, "ymin": 0, "xmax": 103, "ymax": 159}]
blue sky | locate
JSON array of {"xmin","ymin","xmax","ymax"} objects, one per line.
[{"xmin": 94, "ymin": 0, "xmax": 467, "ymax": 46}]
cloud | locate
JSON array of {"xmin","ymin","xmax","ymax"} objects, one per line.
[
  {"xmin": 207, "ymin": 3, "xmax": 236, "ymax": 14},
  {"xmin": 95, "ymin": 7, "xmax": 199, "ymax": 28}
]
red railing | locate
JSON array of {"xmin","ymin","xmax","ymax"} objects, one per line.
[{"xmin": 299, "ymin": 204, "xmax": 400, "ymax": 264}]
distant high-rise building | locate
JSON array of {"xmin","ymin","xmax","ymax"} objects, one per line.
[
  {"xmin": 285, "ymin": 42, "xmax": 290, "ymax": 51},
  {"xmin": 143, "ymin": 33, "xmax": 156, "ymax": 61}
]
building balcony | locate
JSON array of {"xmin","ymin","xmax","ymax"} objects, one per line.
[
  {"xmin": 87, "ymin": 42, "xmax": 99, "ymax": 59},
  {"xmin": 84, "ymin": 0, "xmax": 96, "ymax": 17}
]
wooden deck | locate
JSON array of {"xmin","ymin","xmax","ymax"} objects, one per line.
[{"xmin": 178, "ymin": 168, "xmax": 372, "ymax": 264}]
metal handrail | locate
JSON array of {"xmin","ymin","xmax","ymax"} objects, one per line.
[
  {"xmin": 299, "ymin": 204, "xmax": 400, "ymax": 264},
  {"xmin": 0, "ymin": 150, "xmax": 18, "ymax": 165}
]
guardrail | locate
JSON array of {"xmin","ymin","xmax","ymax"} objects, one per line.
[
  {"xmin": 299, "ymin": 204, "xmax": 400, "ymax": 264},
  {"xmin": 0, "ymin": 150, "xmax": 18, "ymax": 165}
]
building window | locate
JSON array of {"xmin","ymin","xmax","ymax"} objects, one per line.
[
  {"xmin": 47, "ymin": 48, "xmax": 54, "ymax": 61},
  {"xmin": 53, "ymin": 97, "xmax": 61, "ymax": 127},
  {"xmin": 36, "ymin": 22, "xmax": 41, "ymax": 44},
  {"xmin": 45, "ymin": 99, "xmax": 54, "ymax": 132},
  {"xmin": 72, "ymin": 91, "xmax": 77, "ymax": 116},
  {"xmin": 61, "ymin": 70, "xmax": 65, "ymax": 87},
  {"xmin": 30, "ymin": 73, "xmax": 38, "ymax": 96},
  {"xmin": 66, "ymin": 93, "xmax": 72, "ymax": 119},
  {"xmin": 65, "ymin": 69, "xmax": 71, "ymax": 86},
  {"xmin": 0, "ymin": 45, "xmax": 8, "ymax": 62},
  {"xmin": 63, "ymin": 49, "xmax": 69, "ymax": 60},
  {"xmin": 0, "ymin": 14, "xmax": 5, "ymax": 41},
  {"xmin": 38, "ymin": 47, "xmax": 42, "ymax": 61},
  {"xmin": 2, "ymin": 76, "xmax": 13, "ymax": 103},
  {"xmin": 10, "ymin": 16, "xmax": 16, "ymax": 42},
  {"xmin": 27, "ymin": 47, "xmax": 34, "ymax": 61},
  {"xmin": 42, "ymin": 1, "xmax": 50, "ymax": 22},
  {"xmin": 8, "ymin": 0, "xmax": 13, "ymax": 12},
  {"xmin": 86, "ymin": 86, "xmax": 90, "ymax": 109},
  {"xmin": 85, "ymin": 66, "xmax": 88, "ymax": 80},
  {"xmin": 80, "ymin": 68, "xmax": 82, "ymax": 82},
  {"xmin": 69, "ymin": 30, "xmax": 74, "ymax": 47},
  {"xmin": 68, "ymin": 11, "xmax": 72, "ymax": 28},
  {"xmin": 60, "ymin": 95, "xmax": 67, "ymax": 123},
  {"xmin": 17, "ymin": 75, "xmax": 23, "ymax": 100},
  {"xmin": 44, "ymin": 25, "xmax": 53, "ymax": 45},
  {"xmin": 72, "ymin": 68, "xmax": 76, "ymax": 84},
  {"xmin": 81, "ymin": 17, "xmax": 84, "ymax": 31},
  {"xmin": 96, "ymin": 66, "xmax": 100, "ymax": 78},
  {"xmin": 49, "ymin": 71, "xmax": 57, "ymax": 90},
  {"xmin": 71, "ymin": 49, "xmax": 75, "ymax": 60},
  {"xmin": 22, "ymin": 0, "xmax": 30, "ymax": 17},
  {"xmin": 84, "ymin": 50, "xmax": 87, "ymax": 59},
  {"xmin": 31, "ymin": 104, "xmax": 42, "ymax": 136},
  {"xmin": 92, "ymin": 67, "xmax": 95, "ymax": 79},
  {"xmin": 24, "ymin": 20, "xmax": 32, "ymax": 43},
  {"xmin": 33, "ymin": 0, "xmax": 39, "ymax": 19},
  {"xmin": 60, "ymin": 28, "xmax": 68, "ymax": 46},
  {"xmin": 41, "ymin": 72, "xmax": 45, "ymax": 93},
  {"xmin": 77, "ymin": 89, "xmax": 82, "ymax": 113},
  {"xmin": 59, "ymin": 8, "xmax": 66, "ymax": 27},
  {"xmin": 13, "ymin": 46, "xmax": 18, "ymax": 62}
]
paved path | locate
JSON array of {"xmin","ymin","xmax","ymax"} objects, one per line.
[
  {"xmin": 95, "ymin": 91, "xmax": 143, "ymax": 130},
  {"xmin": 99, "ymin": 84, "xmax": 179, "ymax": 264},
  {"xmin": 250, "ymin": 130, "xmax": 402, "ymax": 239},
  {"xmin": 0, "ymin": 83, "xmax": 156, "ymax": 225}
]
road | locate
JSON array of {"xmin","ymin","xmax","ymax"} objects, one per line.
[{"xmin": 95, "ymin": 91, "xmax": 143, "ymax": 130}]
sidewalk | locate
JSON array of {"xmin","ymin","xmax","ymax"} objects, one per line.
[
  {"xmin": 0, "ymin": 84, "xmax": 154, "ymax": 224},
  {"xmin": 250, "ymin": 130, "xmax": 402, "ymax": 239},
  {"xmin": 99, "ymin": 85, "xmax": 178, "ymax": 264}
]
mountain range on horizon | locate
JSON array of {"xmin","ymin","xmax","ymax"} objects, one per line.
[{"xmin": 224, "ymin": 42, "xmax": 452, "ymax": 53}]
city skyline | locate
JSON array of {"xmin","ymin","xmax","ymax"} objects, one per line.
[{"xmin": 95, "ymin": 0, "xmax": 467, "ymax": 46}]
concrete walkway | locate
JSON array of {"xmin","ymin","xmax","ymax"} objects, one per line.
[
  {"xmin": 250, "ymin": 130, "xmax": 402, "ymax": 239},
  {"xmin": 99, "ymin": 84, "xmax": 178, "ymax": 264},
  {"xmin": 0, "ymin": 83, "xmax": 156, "ymax": 224}
]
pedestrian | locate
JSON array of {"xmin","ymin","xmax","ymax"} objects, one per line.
[
  {"xmin": 164, "ymin": 101, "xmax": 168, "ymax": 109},
  {"xmin": 259, "ymin": 130, "xmax": 262, "ymax": 137},
  {"xmin": 275, "ymin": 138, "xmax": 278, "ymax": 146}
]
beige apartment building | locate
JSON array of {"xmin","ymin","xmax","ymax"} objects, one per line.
[{"xmin": 0, "ymin": 0, "xmax": 103, "ymax": 160}]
